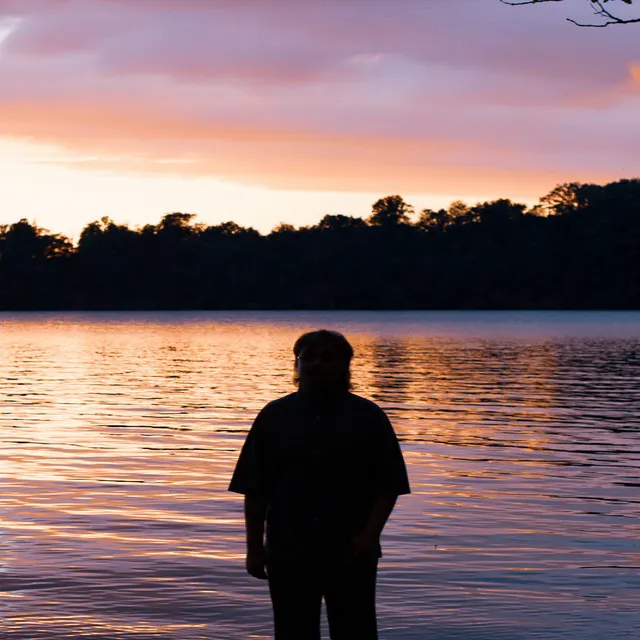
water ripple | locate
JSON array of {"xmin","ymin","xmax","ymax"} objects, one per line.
[{"xmin": 1, "ymin": 311, "xmax": 639, "ymax": 639}]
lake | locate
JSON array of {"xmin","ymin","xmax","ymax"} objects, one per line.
[{"xmin": 1, "ymin": 311, "xmax": 639, "ymax": 639}]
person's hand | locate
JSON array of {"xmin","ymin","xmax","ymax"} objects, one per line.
[
  {"xmin": 346, "ymin": 533, "xmax": 379, "ymax": 564},
  {"xmin": 246, "ymin": 545, "xmax": 268, "ymax": 580}
]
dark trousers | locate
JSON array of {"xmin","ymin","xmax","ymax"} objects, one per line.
[{"xmin": 267, "ymin": 555, "xmax": 379, "ymax": 640}]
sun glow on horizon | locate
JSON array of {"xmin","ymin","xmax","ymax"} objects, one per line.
[{"xmin": 0, "ymin": 137, "xmax": 543, "ymax": 242}]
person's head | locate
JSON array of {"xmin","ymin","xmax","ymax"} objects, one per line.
[{"xmin": 293, "ymin": 330, "xmax": 353, "ymax": 393}]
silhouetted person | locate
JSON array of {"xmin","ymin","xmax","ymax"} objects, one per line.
[{"xmin": 229, "ymin": 330, "xmax": 410, "ymax": 639}]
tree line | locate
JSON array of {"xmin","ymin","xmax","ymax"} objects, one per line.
[{"xmin": 0, "ymin": 179, "xmax": 638, "ymax": 310}]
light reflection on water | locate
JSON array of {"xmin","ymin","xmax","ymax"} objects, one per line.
[{"xmin": 1, "ymin": 311, "xmax": 639, "ymax": 640}]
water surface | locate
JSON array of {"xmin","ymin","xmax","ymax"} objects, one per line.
[{"xmin": 1, "ymin": 311, "xmax": 639, "ymax": 639}]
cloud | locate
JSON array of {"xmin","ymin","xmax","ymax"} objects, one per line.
[{"xmin": 0, "ymin": 0, "xmax": 638, "ymax": 198}]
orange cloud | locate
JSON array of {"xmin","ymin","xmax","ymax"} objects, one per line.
[
  {"xmin": 0, "ymin": 97, "xmax": 609, "ymax": 203},
  {"xmin": 0, "ymin": 0, "xmax": 637, "ymax": 208}
]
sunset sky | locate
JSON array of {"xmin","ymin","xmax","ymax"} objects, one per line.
[{"xmin": 0, "ymin": 0, "xmax": 638, "ymax": 240}]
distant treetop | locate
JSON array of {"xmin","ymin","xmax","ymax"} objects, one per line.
[{"xmin": 367, "ymin": 195, "xmax": 414, "ymax": 227}]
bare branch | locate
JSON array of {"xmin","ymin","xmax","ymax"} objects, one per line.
[
  {"xmin": 501, "ymin": 1, "xmax": 570, "ymax": 5},
  {"xmin": 568, "ymin": 15, "xmax": 640, "ymax": 25},
  {"xmin": 500, "ymin": 0, "xmax": 640, "ymax": 26}
]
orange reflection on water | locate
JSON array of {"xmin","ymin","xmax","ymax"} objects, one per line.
[
  {"xmin": 5, "ymin": 613, "xmax": 210, "ymax": 639},
  {"xmin": 2, "ymin": 312, "xmax": 639, "ymax": 639}
]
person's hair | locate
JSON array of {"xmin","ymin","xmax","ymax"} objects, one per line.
[{"xmin": 292, "ymin": 329, "xmax": 353, "ymax": 390}]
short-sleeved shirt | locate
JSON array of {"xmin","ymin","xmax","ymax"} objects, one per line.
[{"xmin": 228, "ymin": 390, "xmax": 411, "ymax": 560}]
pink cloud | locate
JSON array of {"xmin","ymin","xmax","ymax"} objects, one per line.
[{"xmin": 0, "ymin": 0, "xmax": 638, "ymax": 199}]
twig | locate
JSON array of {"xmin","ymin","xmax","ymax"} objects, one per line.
[{"xmin": 500, "ymin": 0, "xmax": 639, "ymax": 26}]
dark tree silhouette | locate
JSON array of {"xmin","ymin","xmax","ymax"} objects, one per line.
[
  {"xmin": 0, "ymin": 219, "xmax": 73, "ymax": 308},
  {"xmin": 1, "ymin": 180, "xmax": 639, "ymax": 310},
  {"xmin": 501, "ymin": 0, "xmax": 639, "ymax": 27},
  {"xmin": 157, "ymin": 212, "xmax": 199, "ymax": 238},
  {"xmin": 272, "ymin": 223, "xmax": 297, "ymax": 235},
  {"xmin": 367, "ymin": 195, "xmax": 414, "ymax": 227},
  {"xmin": 533, "ymin": 182, "xmax": 606, "ymax": 216},
  {"xmin": 469, "ymin": 199, "xmax": 526, "ymax": 226},
  {"xmin": 444, "ymin": 200, "xmax": 475, "ymax": 228},
  {"xmin": 315, "ymin": 214, "xmax": 367, "ymax": 231},
  {"xmin": 416, "ymin": 208, "xmax": 451, "ymax": 232}
]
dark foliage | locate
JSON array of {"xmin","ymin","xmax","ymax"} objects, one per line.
[{"xmin": 1, "ymin": 179, "xmax": 639, "ymax": 310}]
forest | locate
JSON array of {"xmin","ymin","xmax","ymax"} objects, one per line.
[{"xmin": 0, "ymin": 179, "xmax": 638, "ymax": 310}]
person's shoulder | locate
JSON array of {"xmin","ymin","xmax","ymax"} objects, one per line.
[
  {"xmin": 257, "ymin": 393, "xmax": 298, "ymax": 417},
  {"xmin": 346, "ymin": 392, "xmax": 386, "ymax": 416},
  {"xmin": 251, "ymin": 393, "xmax": 297, "ymax": 435}
]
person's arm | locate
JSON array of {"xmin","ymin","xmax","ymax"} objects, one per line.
[
  {"xmin": 228, "ymin": 406, "xmax": 273, "ymax": 580},
  {"xmin": 244, "ymin": 495, "xmax": 269, "ymax": 579},
  {"xmin": 348, "ymin": 406, "xmax": 410, "ymax": 561},
  {"xmin": 362, "ymin": 492, "xmax": 397, "ymax": 539},
  {"xmin": 348, "ymin": 493, "xmax": 397, "ymax": 560}
]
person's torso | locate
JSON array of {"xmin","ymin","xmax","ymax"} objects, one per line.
[{"xmin": 262, "ymin": 392, "xmax": 380, "ymax": 558}]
